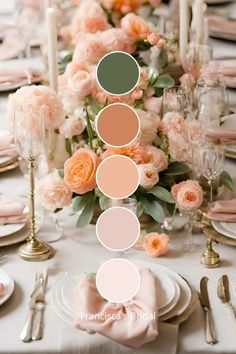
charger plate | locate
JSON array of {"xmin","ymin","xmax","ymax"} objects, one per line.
[
  {"xmin": 203, "ymin": 225, "xmax": 236, "ymax": 246},
  {"xmin": 0, "ymin": 160, "xmax": 19, "ymax": 173}
]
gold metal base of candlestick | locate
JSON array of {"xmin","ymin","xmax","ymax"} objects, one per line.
[
  {"xmin": 200, "ymin": 238, "xmax": 220, "ymax": 268},
  {"xmin": 18, "ymin": 238, "xmax": 54, "ymax": 262}
]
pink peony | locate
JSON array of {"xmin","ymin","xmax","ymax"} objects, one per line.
[
  {"xmin": 37, "ymin": 172, "xmax": 72, "ymax": 212},
  {"xmin": 168, "ymin": 131, "xmax": 191, "ymax": 164},
  {"xmin": 8, "ymin": 85, "xmax": 65, "ymax": 130},
  {"xmin": 72, "ymin": 34, "xmax": 106, "ymax": 65},
  {"xmin": 147, "ymin": 33, "xmax": 160, "ymax": 46},
  {"xmin": 70, "ymin": 0, "xmax": 110, "ymax": 37},
  {"xmin": 143, "ymin": 96, "xmax": 163, "ymax": 114},
  {"xmin": 162, "ymin": 112, "xmax": 185, "ymax": 135},
  {"xmin": 171, "ymin": 180, "xmax": 203, "ymax": 211},
  {"xmin": 99, "ymin": 28, "xmax": 135, "ymax": 54},
  {"xmin": 121, "ymin": 13, "xmax": 150, "ymax": 40},
  {"xmin": 137, "ymin": 109, "xmax": 161, "ymax": 145},
  {"xmin": 138, "ymin": 163, "xmax": 159, "ymax": 189},
  {"xmin": 143, "ymin": 232, "xmax": 169, "ymax": 257},
  {"xmin": 145, "ymin": 146, "xmax": 168, "ymax": 172},
  {"xmin": 59, "ymin": 117, "xmax": 85, "ymax": 139}
]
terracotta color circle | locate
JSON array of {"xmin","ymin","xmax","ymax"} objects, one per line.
[
  {"xmin": 96, "ymin": 207, "xmax": 140, "ymax": 251},
  {"xmin": 96, "ymin": 155, "xmax": 140, "ymax": 199},
  {"xmin": 96, "ymin": 51, "xmax": 140, "ymax": 95},
  {"xmin": 96, "ymin": 103, "xmax": 140, "ymax": 147},
  {"xmin": 96, "ymin": 259, "xmax": 140, "ymax": 303}
]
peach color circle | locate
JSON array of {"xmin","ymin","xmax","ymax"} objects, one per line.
[
  {"xmin": 96, "ymin": 259, "xmax": 140, "ymax": 303},
  {"xmin": 96, "ymin": 155, "xmax": 140, "ymax": 199},
  {"xmin": 96, "ymin": 103, "xmax": 140, "ymax": 147},
  {"xmin": 96, "ymin": 207, "xmax": 140, "ymax": 251}
]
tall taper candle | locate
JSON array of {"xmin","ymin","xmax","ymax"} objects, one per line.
[
  {"xmin": 195, "ymin": 0, "xmax": 204, "ymax": 44},
  {"xmin": 46, "ymin": 7, "xmax": 58, "ymax": 92},
  {"xmin": 179, "ymin": 0, "xmax": 189, "ymax": 71}
]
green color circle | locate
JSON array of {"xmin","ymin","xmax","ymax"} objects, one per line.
[{"xmin": 96, "ymin": 51, "xmax": 140, "ymax": 95}]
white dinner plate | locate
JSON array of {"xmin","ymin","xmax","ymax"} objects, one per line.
[
  {"xmin": 158, "ymin": 279, "xmax": 181, "ymax": 317},
  {"xmin": 221, "ymin": 114, "xmax": 236, "ymax": 155},
  {"xmin": 0, "ymin": 222, "xmax": 26, "ymax": 238},
  {"xmin": 212, "ymin": 220, "xmax": 236, "ymax": 239},
  {"xmin": 0, "ymin": 269, "xmax": 14, "ymax": 306},
  {"xmin": 51, "ymin": 261, "xmax": 190, "ymax": 326},
  {"xmin": 206, "ymin": 0, "xmax": 234, "ymax": 4}
]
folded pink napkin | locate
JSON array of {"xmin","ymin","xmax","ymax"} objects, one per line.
[
  {"xmin": 0, "ymin": 134, "xmax": 17, "ymax": 157},
  {"xmin": 0, "ymin": 35, "xmax": 26, "ymax": 61},
  {"xmin": 206, "ymin": 127, "xmax": 236, "ymax": 144},
  {"xmin": 207, "ymin": 16, "xmax": 236, "ymax": 37},
  {"xmin": 0, "ymin": 197, "xmax": 26, "ymax": 225},
  {"xmin": 0, "ymin": 66, "xmax": 42, "ymax": 84},
  {"xmin": 75, "ymin": 268, "xmax": 158, "ymax": 348},
  {"xmin": 207, "ymin": 199, "xmax": 236, "ymax": 222}
]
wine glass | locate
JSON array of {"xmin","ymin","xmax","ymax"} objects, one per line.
[
  {"xmin": 163, "ymin": 85, "xmax": 193, "ymax": 119},
  {"xmin": 196, "ymin": 80, "xmax": 228, "ymax": 130},
  {"xmin": 198, "ymin": 142, "xmax": 225, "ymax": 206},
  {"xmin": 186, "ymin": 43, "xmax": 212, "ymax": 80}
]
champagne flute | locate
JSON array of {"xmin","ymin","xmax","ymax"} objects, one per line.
[{"xmin": 186, "ymin": 43, "xmax": 212, "ymax": 80}]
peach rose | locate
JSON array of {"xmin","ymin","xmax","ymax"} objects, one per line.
[
  {"xmin": 143, "ymin": 233, "xmax": 169, "ymax": 257},
  {"xmin": 138, "ymin": 163, "xmax": 159, "ymax": 189},
  {"xmin": 102, "ymin": 143, "xmax": 146, "ymax": 164},
  {"xmin": 68, "ymin": 70, "xmax": 94, "ymax": 98},
  {"xmin": 37, "ymin": 172, "xmax": 72, "ymax": 212},
  {"xmin": 145, "ymin": 146, "xmax": 168, "ymax": 172},
  {"xmin": 64, "ymin": 148, "xmax": 100, "ymax": 194},
  {"xmin": 102, "ymin": 0, "xmax": 144, "ymax": 13},
  {"xmin": 162, "ymin": 112, "xmax": 185, "ymax": 134},
  {"xmin": 156, "ymin": 38, "xmax": 166, "ymax": 49},
  {"xmin": 171, "ymin": 180, "xmax": 203, "ymax": 211},
  {"xmin": 59, "ymin": 116, "xmax": 85, "ymax": 138},
  {"xmin": 121, "ymin": 13, "xmax": 150, "ymax": 40},
  {"xmin": 147, "ymin": 32, "xmax": 160, "ymax": 46}
]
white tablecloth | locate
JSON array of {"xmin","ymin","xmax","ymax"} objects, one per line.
[{"xmin": 1, "ymin": 5, "xmax": 236, "ymax": 353}]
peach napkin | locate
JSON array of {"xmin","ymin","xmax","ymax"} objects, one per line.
[
  {"xmin": 0, "ymin": 134, "xmax": 17, "ymax": 157},
  {"xmin": 207, "ymin": 199, "xmax": 236, "ymax": 222},
  {"xmin": 0, "ymin": 66, "xmax": 42, "ymax": 84},
  {"xmin": 0, "ymin": 35, "xmax": 26, "ymax": 61},
  {"xmin": 206, "ymin": 127, "xmax": 236, "ymax": 144},
  {"xmin": 207, "ymin": 16, "xmax": 236, "ymax": 37},
  {"xmin": 0, "ymin": 197, "xmax": 26, "ymax": 225},
  {"xmin": 75, "ymin": 268, "xmax": 158, "ymax": 349}
]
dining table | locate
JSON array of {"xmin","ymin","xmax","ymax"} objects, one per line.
[{"xmin": 1, "ymin": 1, "xmax": 236, "ymax": 353}]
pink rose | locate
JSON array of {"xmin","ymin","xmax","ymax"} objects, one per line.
[
  {"xmin": 37, "ymin": 172, "xmax": 72, "ymax": 212},
  {"xmin": 171, "ymin": 180, "xmax": 203, "ymax": 211},
  {"xmin": 144, "ymin": 96, "xmax": 163, "ymax": 114},
  {"xmin": 137, "ymin": 109, "xmax": 161, "ymax": 145},
  {"xmin": 138, "ymin": 163, "xmax": 159, "ymax": 189},
  {"xmin": 156, "ymin": 38, "xmax": 166, "ymax": 49},
  {"xmin": 143, "ymin": 233, "xmax": 169, "ymax": 257},
  {"xmin": 179, "ymin": 73, "xmax": 196, "ymax": 88},
  {"xmin": 100, "ymin": 28, "xmax": 134, "ymax": 54},
  {"xmin": 73, "ymin": 34, "xmax": 106, "ymax": 65},
  {"xmin": 162, "ymin": 112, "xmax": 185, "ymax": 134},
  {"xmin": 147, "ymin": 33, "xmax": 160, "ymax": 46},
  {"xmin": 68, "ymin": 70, "xmax": 94, "ymax": 98},
  {"xmin": 145, "ymin": 146, "xmax": 168, "ymax": 172},
  {"xmin": 121, "ymin": 13, "xmax": 150, "ymax": 40},
  {"xmin": 59, "ymin": 117, "xmax": 85, "ymax": 138}
]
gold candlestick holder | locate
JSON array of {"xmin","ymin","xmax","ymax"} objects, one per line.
[
  {"xmin": 18, "ymin": 155, "xmax": 54, "ymax": 261},
  {"xmin": 200, "ymin": 238, "xmax": 220, "ymax": 268}
]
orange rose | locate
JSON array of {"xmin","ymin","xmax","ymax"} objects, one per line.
[
  {"xmin": 121, "ymin": 13, "xmax": 150, "ymax": 40},
  {"xmin": 143, "ymin": 233, "xmax": 169, "ymax": 257},
  {"xmin": 64, "ymin": 148, "xmax": 100, "ymax": 194},
  {"xmin": 102, "ymin": 143, "xmax": 146, "ymax": 164}
]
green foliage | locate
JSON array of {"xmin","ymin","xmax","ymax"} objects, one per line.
[
  {"xmin": 166, "ymin": 162, "xmax": 191, "ymax": 176},
  {"xmin": 147, "ymin": 186, "xmax": 175, "ymax": 203},
  {"xmin": 220, "ymin": 170, "xmax": 233, "ymax": 191}
]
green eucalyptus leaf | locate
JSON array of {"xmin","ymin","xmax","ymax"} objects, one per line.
[
  {"xmin": 99, "ymin": 195, "xmax": 109, "ymax": 211},
  {"xmin": 65, "ymin": 139, "xmax": 72, "ymax": 157},
  {"xmin": 140, "ymin": 196, "xmax": 164, "ymax": 223},
  {"xmin": 166, "ymin": 202, "xmax": 176, "ymax": 216},
  {"xmin": 88, "ymin": 96, "xmax": 101, "ymax": 115},
  {"xmin": 147, "ymin": 186, "xmax": 175, "ymax": 203},
  {"xmin": 158, "ymin": 175, "xmax": 175, "ymax": 187},
  {"xmin": 220, "ymin": 170, "xmax": 233, "ymax": 191},
  {"xmin": 136, "ymin": 202, "xmax": 144, "ymax": 218},
  {"xmin": 76, "ymin": 194, "xmax": 96, "ymax": 228},
  {"xmin": 59, "ymin": 52, "xmax": 72, "ymax": 65},
  {"xmin": 58, "ymin": 169, "xmax": 64, "ymax": 179},
  {"xmin": 154, "ymin": 74, "xmax": 175, "ymax": 88},
  {"xmin": 72, "ymin": 193, "xmax": 93, "ymax": 212},
  {"xmin": 166, "ymin": 162, "xmax": 191, "ymax": 176}
]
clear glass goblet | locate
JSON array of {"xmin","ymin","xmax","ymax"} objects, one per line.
[
  {"xmin": 163, "ymin": 85, "xmax": 193, "ymax": 119},
  {"xmin": 186, "ymin": 43, "xmax": 212, "ymax": 80}
]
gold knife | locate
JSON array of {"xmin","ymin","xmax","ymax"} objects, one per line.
[
  {"xmin": 199, "ymin": 276, "xmax": 217, "ymax": 345},
  {"xmin": 217, "ymin": 275, "xmax": 236, "ymax": 323}
]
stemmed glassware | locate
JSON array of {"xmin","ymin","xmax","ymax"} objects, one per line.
[
  {"xmin": 14, "ymin": 106, "xmax": 54, "ymax": 261},
  {"xmin": 198, "ymin": 142, "xmax": 225, "ymax": 207},
  {"xmin": 186, "ymin": 43, "xmax": 212, "ymax": 80},
  {"xmin": 163, "ymin": 85, "xmax": 193, "ymax": 119}
]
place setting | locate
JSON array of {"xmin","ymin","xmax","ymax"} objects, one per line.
[{"xmin": 0, "ymin": 0, "xmax": 236, "ymax": 353}]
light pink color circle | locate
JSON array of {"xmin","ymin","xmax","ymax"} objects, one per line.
[
  {"xmin": 96, "ymin": 207, "xmax": 140, "ymax": 251},
  {"xmin": 96, "ymin": 259, "xmax": 140, "ymax": 303},
  {"xmin": 96, "ymin": 155, "xmax": 140, "ymax": 199}
]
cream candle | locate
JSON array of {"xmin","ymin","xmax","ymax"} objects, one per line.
[
  {"xmin": 46, "ymin": 7, "xmax": 58, "ymax": 92},
  {"xmin": 179, "ymin": 0, "xmax": 189, "ymax": 70},
  {"xmin": 195, "ymin": 0, "xmax": 204, "ymax": 44}
]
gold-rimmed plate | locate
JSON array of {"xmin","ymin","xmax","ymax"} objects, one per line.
[{"xmin": 203, "ymin": 224, "xmax": 236, "ymax": 246}]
